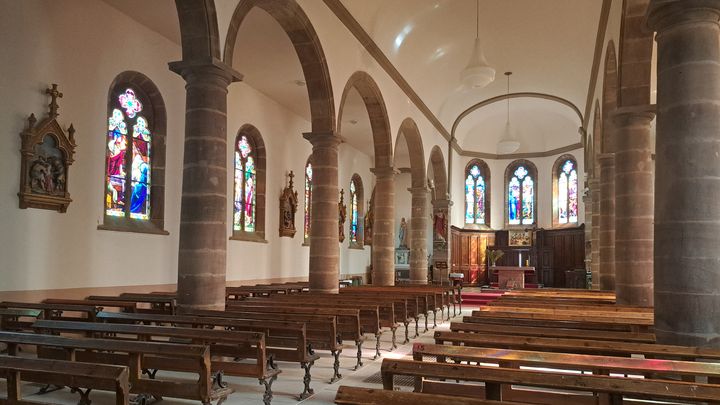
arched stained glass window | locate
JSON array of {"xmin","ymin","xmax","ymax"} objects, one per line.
[
  {"xmin": 234, "ymin": 135, "xmax": 256, "ymax": 232},
  {"xmin": 507, "ymin": 161, "xmax": 536, "ymax": 226},
  {"xmin": 348, "ymin": 174, "xmax": 364, "ymax": 246},
  {"xmin": 106, "ymin": 88, "xmax": 151, "ymax": 220},
  {"xmin": 350, "ymin": 180, "xmax": 358, "ymax": 242},
  {"xmin": 464, "ymin": 160, "xmax": 489, "ymax": 225},
  {"xmin": 304, "ymin": 159, "xmax": 313, "ymax": 242},
  {"xmin": 556, "ymin": 157, "xmax": 579, "ymax": 225}
]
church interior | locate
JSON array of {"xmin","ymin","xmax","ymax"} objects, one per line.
[{"xmin": 1, "ymin": 0, "xmax": 719, "ymax": 404}]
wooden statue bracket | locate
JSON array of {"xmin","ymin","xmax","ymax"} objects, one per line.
[
  {"xmin": 338, "ymin": 189, "xmax": 347, "ymax": 243},
  {"xmin": 18, "ymin": 84, "xmax": 77, "ymax": 213}
]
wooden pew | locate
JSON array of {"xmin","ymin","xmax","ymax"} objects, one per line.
[
  {"xmin": 339, "ymin": 290, "xmax": 426, "ymax": 338},
  {"xmin": 0, "ymin": 309, "xmax": 42, "ymax": 332},
  {"xmin": 487, "ymin": 300, "xmax": 653, "ymax": 313},
  {"xmin": 88, "ymin": 295, "xmax": 176, "ymax": 314},
  {"xmin": 31, "ymin": 320, "xmax": 287, "ymax": 402},
  {"xmin": 191, "ymin": 307, "xmax": 366, "ymax": 370},
  {"xmin": 462, "ymin": 314, "xmax": 632, "ymax": 332},
  {"xmin": 0, "ymin": 331, "xmax": 235, "ymax": 405},
  {"xmin": 1, "ymin": 301, "xmax": 101, "ymax": 322},
  {"xmin": 42, "ymin": 298, "xmax": 138, "ymax": 314},
  {"xmin": 95, "ymin": 310, "xmax": 345, "ymax": 384},
  {"xmin": 434, "ymin": 331, "xmax": 720, "ymax": 363},
  {"xmin": 229, "ymin": 299, "xmax": 389, "ymax": 359},
  {"xmin": 468, "ymin": 309, "xmax": 653, "ymax": 333},
  {"xmin": 344, "ymin": 286, "xmax": 449, "ymax": 324},
  {"xmin": 381, "ymin": 358, "xmax": 720, "ymax": 404},
  {"xmin": 0, "ymin": 355, "xmax": 130, "ymax": 405},
  {"xmin": 334, "ymin": 386, "xmax": 527, "ymax": 405},
  {"xmin": 475, "ymin": 306, "xmax": 653, "ymax": 320},
  {"xmin": 449, "ymin": 321, "xmax": 656, "ymax": 343}
]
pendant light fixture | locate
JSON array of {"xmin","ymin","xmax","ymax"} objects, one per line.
[
  {"xmin": 497, "ymin": 71, "xmax": 521, "ymax": 154},
  {"xmin": 460, "ymin": 0, "xmax": 495, "ymax": 89}
]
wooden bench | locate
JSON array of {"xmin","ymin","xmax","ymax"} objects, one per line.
[
  {"xmin": 31, "ymin": 320, "xmax": 283, "ymax": 402},
  {"xmin": 435, "ymin": 331, "xmax": 720, "ymax": 362},
  {"xmin": 339, "ymin": 290, "xmax": 425, "ymax": 339},
  {"xmin": 468, "ymin": 310, "xmax": 653, "ymax": 333},
  {"xmin": 334, "ymin": 386, "xmax": 527, "ymax": 405},
  {"xmin": 88, "ymin": 295, "xmax": 175, "ymax": 314},
  {"xmin": 229, "ymin": 298, "xmax": 389, "ymax": 359},
  {"xmin": 449, "ymin": 321, "xmax": 656, "ymax": 343},
  {"xmin": 42, "ymin": 298, "xmax": 138, "ymax": 313},
  {"xmin": 1, "ymin": 301, "xmax": 101, "ymax": 322},
  {"xmin": 0, "ymin": 309, "xmax": 42, "ymax": 332},
  {"xmin": 488, "ymin": 300, "xmax": 653, "ymax": 313},
  {"xmin": 192, "ymin": 306, "xmax": 366, "ymax": 370},
  {"xmin": 344, "ymin": 287, "xmax": 448, "ymax": 325},
  {"xmin": 0, "ymin": 355, "xmax": 129, "ymax": 405},
  {"xmin": 381, "ymin": 358, "xmax": 720, "ymax": 404},
  {"xmin": 0, "ymin": 331, "xmax": 234, "ymax": 405},
  {"xmin": 96, "ymin": 309, "xmax": 344, "ymax": 384}
]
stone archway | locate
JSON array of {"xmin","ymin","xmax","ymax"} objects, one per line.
[
  {"xmin": 427, "ymin": 146, "xmax": 449, "ymax": 283},
  {"xmin": 338, "ymin": 71, "xmax": 395, "ymax": 286},
  {"xmin": 223, "ymin": 0, "xmax": 340, "ymax": 293},
  {"xmin": 395, "ymin": 118, "xmax": 428, "ymax": 284},
  {"xmin": 223, "ymin": 0, "xmax": 335, "ymax": 134}
]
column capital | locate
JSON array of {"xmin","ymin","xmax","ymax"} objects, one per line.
[
  {"xmin": 610, "ymin": 105, "xmax": 656, "ymax": 127},
  {"xmin": 169, "ymin": 57, "xmax": 243, "ymax": 84},
  {"xmin": 370, "ymin": 166, "xmax": 398, "ymax": 178},
  {"xmin": 408, "ymin": 186, "xmax": 429, "ymax": 195},
  {"xmin": 647, "ymin": 0, "xmax": 720, "ymax": 31},
  {"xmin": 433, "ymin": 198, "xmax": 453, "ymax": 209},
  {"xmin": 303, "ymin": 131, "xmax": 342, "ymax": 147}
]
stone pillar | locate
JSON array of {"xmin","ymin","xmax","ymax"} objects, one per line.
[
  {"xmin": 408, "ymin": 186, "xmax": 429, "ymax": 284},
  {"xmin": 589, "ymin": 177, "xmax": 601, "ymax": 289},
  {"xmin": 598, "ymin": 153, "xmax": 616, "ymax": 291},
  {"xmin": 303, "ymin": 132, "xmax": 341, "ymax": 293},
  {"xmin": 431, "ymin": 198, "xmax": 452, "ymax": 283},
  {"xmin": 371, "ymin": 167, "xmax": 396, "ymax": 286},
  {"xmin": 613, "ymin": 106, "xmax": 655, "ymax": 306},
  {"xmin": 169, "ymin": 60, "xmax": 242, "ymax": 312},
  {"xmin": 648, "ymin": 0, "xmax": 720, "ymax": 347}
]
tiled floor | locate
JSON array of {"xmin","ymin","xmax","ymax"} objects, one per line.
[{"xmin": 1, "ymin": 308, "xmax": 466, "ymax": 405}]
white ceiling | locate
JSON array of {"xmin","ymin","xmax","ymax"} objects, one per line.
[
  {"xmin": 103, "ymin": 0, "xmax": 604, "ymax": 155},
  {"xmin": 339, "ymin": 88, "xmax": 376, "ymax": 159}
]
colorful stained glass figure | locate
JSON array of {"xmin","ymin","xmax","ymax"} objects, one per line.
[
  {"xmin": 558, "ymin": 159, "xmax": 578, "ymax": 224},
  {"xmin": 465, "ymin": 164, "xmax": 487, "ymax": 225},
  {"xmin": 233, "ymin": 135, "xmax": 256, "ymax": 232},
  {"xmin": 350, "ymin": 180, "xmax": 359, "ymax": 242},
  {"xmin": 304, "ymin": 162, "xmax": 313, "ymax": 240},
  {"xmin": 106, "ymin": 87, "xmax": 152, "ymax": 221},
  {"xmin": 508, "ymin": 165, "xmax": 534, "ymax": 225},
  {"xmin": 119, "ymin": 89, "xmax": 142, "ymax": 118}
]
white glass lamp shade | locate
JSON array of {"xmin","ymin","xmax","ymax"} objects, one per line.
[
  {"xmin": 460, "ymin": 38, "xmax": 495, "ymax": 89},
  {"xmin": 497, "ymin": 122, "xmax": 520, "ymax": 154}
]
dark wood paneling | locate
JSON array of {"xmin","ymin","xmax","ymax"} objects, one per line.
[
  {"xmin": 536, "ymin": 225, "xmax": 586, "ymax": 288},
  {"xmin": 451, "ymin": 227, "xmax": 495, "ymax": 286}
]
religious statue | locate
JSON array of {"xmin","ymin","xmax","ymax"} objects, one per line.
[
  {"xmin": 279, "ymin": 170, "xmax": 298, "ymax": 237},
  {"xmin": 398, "ymin": 217, "xmax": 408, "ymax": 248},
  {"xmin": 18, "ymin": 84, "xmax": 76, "ymax": 212},
  {"xmin": 338, "ymin": 189, "xmax": 347, "ymax": 243},
  {"xmin": 364, "ymin": 188, "xmax": 375, "ymax": 245},
  {"xmin": 433, "ymin": 210, "xmax": 448, "ymax": 245}
]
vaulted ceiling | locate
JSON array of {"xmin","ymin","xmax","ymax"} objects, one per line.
[{"xmin": 103, "ymin": 0, "xmax": 605, "ymax": 156}]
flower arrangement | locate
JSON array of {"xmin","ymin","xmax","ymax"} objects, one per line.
[{"xmin": 487, "ymin": 249, "xmax": 504, "ymax": 267}]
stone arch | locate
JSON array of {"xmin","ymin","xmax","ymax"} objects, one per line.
[
  {"xmin": 464, "ymin": 159, "xmax": 491, "ymax": 227},
  {"xmin": 504, "ymin": 159, "xmax": 539, "ymax": 228},
  {"xmin": 618, "ymin": 0, "xmax": 654, "ymax": 107},
  {"xmin": 338, "ymin": 71, "xmax": 394, "ymax": 169},
  {"xmin": 231, "ymin": 124, "xmax": 267, "ymax": 240},
  {"xmin": 175, "ymin": 0, "xmax": 222, "ymax": 60},
  {"xmin": 396, "ymin": 118, "xmax": 426, "ymax": 188},
  {"xmin": 591, "ymin": 99, "xmax": 601, "ymax": 177},
  {"xmin": 602, "ymin": 41, "xmax": 619, "ymax": 154},
  {"xmin": 223, "ymin": 0, "xmax": 335, "ymax": 133},
  {"xmin": 428, "ymin": 146, "xmax": 448, "ymax": 202},
  {"xmin": 551, "ymin": 154, "xmax": 579, "ymax": 227},
  {"xmin": 103, "ymin": 70, "xmax": 167, "ymax": 233}
]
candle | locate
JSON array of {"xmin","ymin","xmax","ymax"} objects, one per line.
[{"xmin": 518, "ymin": 252, "xmax": 522, "ymax": 267}]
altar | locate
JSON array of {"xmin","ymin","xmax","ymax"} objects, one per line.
[{"xmin": 491, "ymin": 266, "xmax": 535, "ymax": 289}]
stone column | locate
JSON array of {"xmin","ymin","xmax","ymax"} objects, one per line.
[
  {"xmin": 303, "ymin": 132, "xmax": 341, "ymax": 293},
  {"xmin": 598, "ymin": 153, "xmax": 616, "ymax": 291},
  {"xmin": 408, "ymin": 186, "xmax": 429, "ymax": 284},
  {"xmin": 613, "ymin": 106, "xmax": 655, "ymax": 306},
  {"xmin": 648, "ymin": 0, "xmax": 720, "ymax": 347},
  {"xmin": 371, "ymin": 167, "xmax": 396, "ymax": 286},
  {"xmin": 589, "ymin": 177, "xmax": 601, "ymax": 289},
  {"xmin": 169, "ymin": 60, "xmax": 242, "ymax": 312}
]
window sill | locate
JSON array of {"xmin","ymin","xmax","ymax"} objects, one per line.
[
  {"xmin": 97, "ymin": 222, "xmax": 169, "ymax": 236},
  {"xmin": 349, "ymin": 242, "xmax": 365, "ymax": 250},
  {"xmin": 229, "ymin": 233, "xmax": 268, "ymax": 244},
  {"xmin": 551, "ymin": 222, "xmax": 581, "ymax": 230}
]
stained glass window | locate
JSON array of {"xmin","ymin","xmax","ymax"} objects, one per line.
[
  {"xmin": 508, "ymin": 164, "xmax": 535, "ymax": 225},
  {"xmin": 558, "ymin": 159, "xmax": 578, "ymax": 224},
  {"xmin": 105, "ymin": 88, "xmax": 151, "ymax": 220},
  {"xmin": 350, "ymin": 178, "xmax": 359, "ymax": 242},
  {"xmin": 233, "ymin": 135, "xmax": 257, "ymax": 232},
  {"xmin": 464, "ymin": 163, "xmax": 487, "ymax": 225},
  {"xmin": 304, "ymin": 161, "xmax": 313, "ymax": 241}
]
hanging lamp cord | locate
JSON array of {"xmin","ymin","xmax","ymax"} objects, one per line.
[
  {"xmin": 476, "ymin": 0, "xmax": 479, "ymax": 39},
  {"xmin": 506, "ymin": 74, "xmax": 511, "ymax": 123}
]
